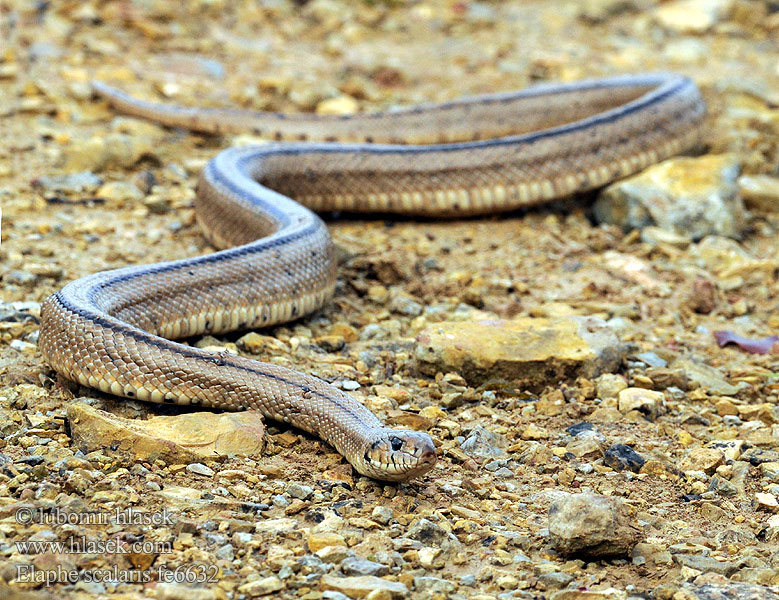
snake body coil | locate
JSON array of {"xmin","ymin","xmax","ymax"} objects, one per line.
[{"xmin": 39, "ymin": 73, "xmax": 705, "ymax": 481}]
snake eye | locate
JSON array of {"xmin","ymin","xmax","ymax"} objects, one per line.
[{"xmin": 390, "ymin": 437, "xmax": 403, "ymax": 451}]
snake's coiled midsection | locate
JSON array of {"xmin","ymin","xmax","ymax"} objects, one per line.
[{"xmin": 38, "ymin": 73, "xmax": 705, "ymax": 481}]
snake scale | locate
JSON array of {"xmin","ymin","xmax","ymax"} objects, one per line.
[{"xmin": 39, "ymin": 73, "xmax": 705, "ymax": 481}]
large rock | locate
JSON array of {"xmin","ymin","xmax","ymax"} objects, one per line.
[
  {"xmin": 67, "ymin": 402, "xmax": 265, "ymax": 463},
  {"xmin": 547, "ymin": 493, "xmax": 644, "ymax": 558},
  {"xmin": 415, "ymin": 317, "xmax": 624, "ymax": 388},
  {"xmin": 594, "ymin": 154, "xmax": 746, "ymax": 241}
]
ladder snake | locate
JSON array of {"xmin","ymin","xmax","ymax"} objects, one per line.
[{"xmin": 38, "ymin": 73, "xmax": 705, "ymax": 481}]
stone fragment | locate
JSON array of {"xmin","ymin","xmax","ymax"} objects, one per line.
[
  {"xmin": 738, "ymin": 175, "xmax": 779, "ymax": 211},
  {"xmin": 97, "ymin": 180, "xmax": 144, "ymax": 202},
  {"xmin": 603, "ymin": 444, "xmax": 645, "ymax": 473},
  {"xmin": 578, "ymin": 0, "xmax": 638, "ymax": 23},
  {"xmin": 32, "ymin": 171, "xmax": 103, "ymax": 193},
  {"xmin": 316, "ymin": 95, "xmax": 359, "ymax": 115},
  {"xmin": 680, "ymin": 447, "xmax": 725, "ymax": 475},
  {"xmin": 417, "ymin": 546, "xmax": 442, "ymax": 568},
  {"xmin": 709, "ymin": 439, "xmax": 745, "ymax": 460},
  {"xmin": 186, "ymin": 463, "xmax": 215, "ymax": 477},
  {"xmin": 594, "ymin": 155, "xmax": 745, "ymax": 241},
  {"xmin": 640, "ymin": 225, "xmax": 693, "ymax": 247},
  {"xmin": 317, "ymin": 546, "xmax": 351, "ymax": 563},
  {"xmin": 255, "ymin": 518, "xmax": 298, "ymax": 534},
  {"xmin": 521, "ymin": 423, "xmax": 549, "ymax": 440},
  {"xmin": 25, "ymin": 263, "xmax": 64, "ymax": 279},
  {"xmin": 5, "ymin": 270, "xmax": 38, "ymax": 286},
  {"xmin": 0, "ymin": 63, "xmax": 18, "ymax": 79},
  {"xmin": 548, "ymin": 493, "xmax": 644, "ymax": 558},
  {"xmin": 617, "ymin": 388, "xmax": 663, "ymax": 417},
  {"xmin": 214, "ymin": 543, "xmax": 234, "ymax": 560},
  {"xmin": 67, "ymin": 402, "xmax": 265, "ymax": 463},
  {"xmin": 322, "ymin": 594, "xmax": 351, "ymax": 600},
  {"xmin": 287, "ymin": 483, "xmax": 313, "ymax": 500},
  {"xmin": 672, "ymin": 358, "xmax": 740, "ymax": 396},
  {"xmin": 154, "ymin": 583, "xmax": 219, "ymax": 600},
  {"xmin": 459, "ymin": 425, "xmax": 506, "ymax": 459},
  {"xmin": 753, "ymin": 493, "xmax": 779, "ymax": 512},
  {"xmin": 692, "ymin": 235, "xmax": 775, "ymax": 279},
  {"xmin": 315, "ymin": 335, "xmax": 346, "ymax": 352},
  {"xmin": 237, "ymin": 332, "xmax": 288, "ymax": 354},
  {"xmin": 308, "ymin": 532, "xmax": 347, "ymax": 552},
  {"xmin": 416, "ymin": 317, "xmax": 624, "ymax": 387},
  {"xmin": 320, "ymin": 574, "xmax": 408, "ymax": 599},
  {"xmin": 371, "ymin": 506, "xmax": 394, "ymax": 525},
  {"xmin": 595, "ymin": 373, "xmax": 628, "ymax": 399},
  {"xmin": 654, "ymin": 0, "xmax": 734, "ymax": 33},
  {"xmin": 237, "ymin": 576, "xmax": 284, "ymax": 596},
  {"xmin": 602, "ymin": 251, "xmax": 670, "ymax": 294},
  {"xmin": 684, "ymin": 583, "xmax": 779, "ymax": 600},
  {"xmin": 406, "ymin": 518, "xmax": 460, "ymax": 550},
  {"xmin": 550, "ymin": 589, "xmax": 627, "ymax": 600},
  {"xmin": 64, "ymin": 133, "xmax": 158, "ymax": 171},
  {"xmin": 686, "ymin": 277, "xmax": 718, "ymax": 314},
  {"xmin": 413, "ymin": 576, "xmax": 456, "ymax": 594},
  {"xmin": 566, "ymin": 430, "xmax": 606, "ymax": 461},
  {"xmin": 632, "ymin": 541, "xmax": 673, "ymax": 567},
  {"xmin": 144, "ymin": 194, "xmax": 171, "ymax": 214},
  {"xmin": 673, "ymin": 553, "xmax": 739, "ymax": 575},
  {"xmin": 0, "ymin": 301, "xmax": 40, "ymax": 323},
  {"xmin": 341, "ymin": 556, "xmax": 389, "ymax": 577},
  {"xmin": 388, "ymin": 295, "xmax": 423, "ymax": 316}
]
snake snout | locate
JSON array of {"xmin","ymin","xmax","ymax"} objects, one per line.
[{"xmin": 360, "ymin": 430, "xmax": 437, "ymax": 482}]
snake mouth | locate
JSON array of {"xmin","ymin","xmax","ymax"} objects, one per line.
[{"xmin": 360, "ymin": 430, "xmax": 437, "ymax": 482}]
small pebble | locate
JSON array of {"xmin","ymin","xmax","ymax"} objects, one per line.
[{"xmin": 186, "ymin": 463, "xmax": 215, "ymax": 477}]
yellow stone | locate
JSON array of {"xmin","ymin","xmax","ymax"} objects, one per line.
[
  {"xmin": 677, "ymin": 431, "xmax": 694, "ymax": 446},
  {"xmin": 415, "ymin": 317, "xmax": 623, "ymax": 387},
  {"xmin": 307, "ymin": 532, "xmax": 346, "ymax": 552},
  {"xmin": 67, "ymin": 402, "xmax": 265, "ymax": 464}
]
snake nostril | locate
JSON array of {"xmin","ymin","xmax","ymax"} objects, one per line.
[{"xmin": 419, "ymin": 445, "xmax": 437, "ymax": 464}]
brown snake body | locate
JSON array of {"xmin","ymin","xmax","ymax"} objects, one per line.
[{"xmin": 39, "ymin": 73, "xmax": 705, "ymax": 481}]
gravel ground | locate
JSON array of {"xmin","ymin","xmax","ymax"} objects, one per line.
[{"xmin": 1, "ymin": 1, "xmax": 779, "ymax": 599}]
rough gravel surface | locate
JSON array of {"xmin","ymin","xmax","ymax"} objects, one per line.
[{"xmin": 1, "ymin": 1, "xmax": 779, "ymax": 599}]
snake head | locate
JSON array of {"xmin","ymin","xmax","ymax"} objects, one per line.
[{"xmin": 359, "ymin": 430, "xmax": 437, "ymax": 482}]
